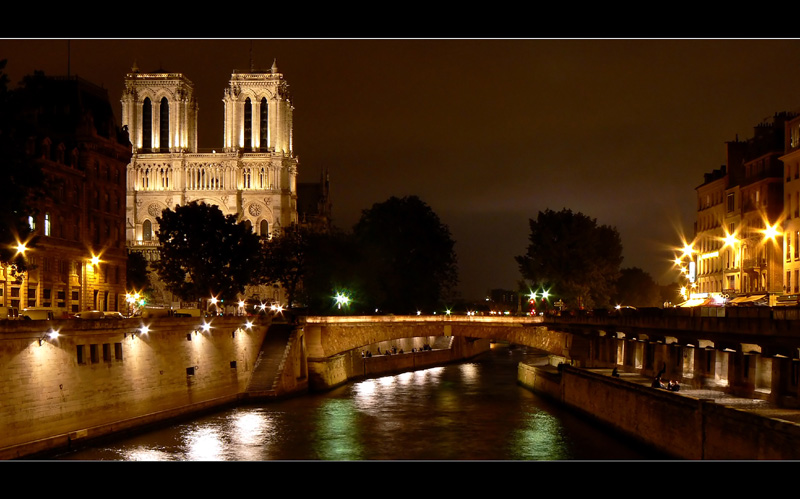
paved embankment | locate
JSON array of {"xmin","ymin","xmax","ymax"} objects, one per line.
[{"xmin": 519, "ymin": 363, "xmax": 800, "ymax": 459}]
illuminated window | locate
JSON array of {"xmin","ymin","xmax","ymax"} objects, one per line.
[
  {"xmin": 796, "ymin": 231, "xmax": 799, "ymax": 260},
  {"xmin": 44, "ymin": 212, "xmax": 51, "ymax": 236}
]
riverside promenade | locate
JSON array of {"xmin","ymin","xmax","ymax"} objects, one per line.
[{"xmin": 595, "ymin": 367, "xmax": 800, "ymax": 425}]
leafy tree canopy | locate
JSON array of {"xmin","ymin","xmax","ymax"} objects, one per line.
[
  {"xmin": 153, "ymin": 201, "xmax": 261, "ymax": 302},
  {"xmin": 353, "ymin": 195, "xmax": 458, "ymax": 314},
  {"xmin": 126, "ymin": 250, "xmax": 151, "ymax": 292},
  {"xmin": 612, "ymin": 267, "xmax": 662, "ymax": 308},
  {"xmin": 516, "ymin": 208, "xmax": 622, "ymax": 310},
  {"xmin": 0, "ymin": 59, "xmax": 44, "ymax": 274}
]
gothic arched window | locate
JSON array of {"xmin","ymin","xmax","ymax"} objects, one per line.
[
  {"xmin": 260, "ymin": 219, "xmax": 269, "ymax": 236},
  {"xmin": 142, "ymin": 98, "xmax": 152, "ymax": 151},
  {"xmin": 143, "ymin": 220, "xmax": 152, "ymax": 241},
  {"xmin": 244, "ymin": 97, "xmax": 252, "ymax": 151},
  {"xmin": 159, "ymin": 97, "xmax": 170, "ymax": 152},
  {"xmin": 260, "ymin": 97, "xmax": 268, "ymax": 151}
]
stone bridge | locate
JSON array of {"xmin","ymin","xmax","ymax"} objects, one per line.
[
  {"xmin": 300, "ymin": 315, "xmax": 555, "ymax": 357},
  {"xmin": 296, "ymin": 315, "xmax": 575, "ymax": 390}
]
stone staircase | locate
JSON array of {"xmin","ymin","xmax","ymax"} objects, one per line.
[{"xmin": 245, "ymin": 322, "xmax": 294, "ymax": 395}]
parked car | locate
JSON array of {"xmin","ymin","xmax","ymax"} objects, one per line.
[
  {"xmin": 103, "ymin": 311, "xmax": 126, "ymax": 319},
  {"xmin": 21, "ymin": 308, "xmax": 55, "ymax": 320},
  {"xmin": 74, "ymin": 310, "xmax": 104, "ymax": 319},
  {"xmin": 0, "ymin": 306, "xmax": 20, "ymax": 320},
  {"xmin": 174, "ymin": 308, "xmax": 204, "ymax": 318}
]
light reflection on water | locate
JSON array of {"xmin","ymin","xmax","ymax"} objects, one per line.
[{"xmin": 58, "ymin": 346, "xmax": 658, "ymax": 461}]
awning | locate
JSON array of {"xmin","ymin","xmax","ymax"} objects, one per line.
[
  {"xmin": 678, "ymin": 298, "xmax": 707, "ymax": 307},
  {"xmin": 728, "ymin": 294, "xmax": 766, "ymax": 304}
]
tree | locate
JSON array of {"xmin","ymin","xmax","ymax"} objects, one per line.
[
  {"xmin": 0, "ymin": 59, "xmax": 44, "ymax": 275},
  {"xmin": 153, "ymin": 202, "xmax": 261, "ymax": 302},
  {"xmin": 516, "ymin": 208, "xmax": 622, "ymax": 310},
  {"xmin": 353, "ymin": 195, "xmax": 458, "ymax": 314},
  {"xmin": 612, "ymin": 267, "xmax": 662, "ymax": 308},
  {"xmin": 126, "ymin": 250, "xmax": 151, "ymax": 292}
]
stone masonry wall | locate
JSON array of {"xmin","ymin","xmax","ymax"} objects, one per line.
[
  {"xmin": 519, "ymin": 362, "xmax": 800, "ymax": 459},
  {"xmin": 0, "ymin": 316, "xmax": 269, "ymax": 459}
]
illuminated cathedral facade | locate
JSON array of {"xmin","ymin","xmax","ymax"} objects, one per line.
[{"xmin": 121, "ymin": 62, "xmax": 299, "ymax": 305}]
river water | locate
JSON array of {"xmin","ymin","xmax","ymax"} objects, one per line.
[{"xmin": 55, "ymin": 344, "xmax": 662, "ymax": 461}]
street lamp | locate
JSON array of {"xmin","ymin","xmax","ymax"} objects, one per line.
[{"xmin": 334, "ymin": 291, "xmax": 350, "ymax": 310}]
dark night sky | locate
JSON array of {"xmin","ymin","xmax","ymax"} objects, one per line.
[{"xmin": 4, "ymin": 38, "xmax": 800, "ymax": 300}]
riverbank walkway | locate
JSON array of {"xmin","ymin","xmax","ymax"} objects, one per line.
[{"xmin": 589, "ymin": 368, "xmax": 800, "ymax": 426}]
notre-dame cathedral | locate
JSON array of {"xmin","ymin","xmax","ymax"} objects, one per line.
[{"xmin": 121, "ymin": 61, "xmax": 302, "ymax": 306}]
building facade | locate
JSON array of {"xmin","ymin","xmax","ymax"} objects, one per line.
[
  {"xmin": 690, "ymin": 112, "xmax": 794, "ymax": 304},
  {"xmin": 122, "ymin": 63, "xmax": 299, "ymax": 305},
  {"xmin": 780, "ymin": 114, "xmax": 800, "ymax": 296},
  {"xmin": 0, "ymin": 74, "xmax": 131, "ymax": 315}
]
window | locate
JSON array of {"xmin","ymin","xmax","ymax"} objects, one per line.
[
  {"xmin": 90, "ymin": 344, "xmax": 99, "ymax": 364},
  {"xmin": 186, "ymin": 366, "xmax": 195, "ymax": 376},
  {"xmin": 143, "ymin": 219, "xmax": 152, "ymax": 241},
  {"xmin": 142, "ymin": 98, "xmax": 152, "ymax": 150},
  {"xmin": 159, "ymin": 97, "xmax": 169, "ymax": 152},
  {"xmin": 260, "ymin": 219, "xmax": 269, "ymax": 236},
  {"xmin": 43, "ymin": 213, "xmax": 50, "ymax": 236},
  {"xmin": 114, "ymin": 342, "xmax": 123, "ymax": 361},
  {"xmin": 244, "ymin": 97, "xmax": 252, "ymax": 150},
  {"xmin": 77, "ymin": 345, "xmax": 85, "ymax": 364},
  {"xmin": 796, "ymin": 231, "xmax": 799, "ymax": 260},
  {"xmin": 103, "ymin": 343, "xmax": 111, "ymax": 362},
  {"xmin": 260, "ymin": 97, "xmax": 269, "ymax": 151},
  {"xmin": 727, "ymin": 193, "xmax": 735, "ymax": 213}
]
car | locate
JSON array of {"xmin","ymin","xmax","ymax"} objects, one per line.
[
  {"xmin": 74, "ymin": 310, "xmax": 104, "ymax": 319},
  {"xmin": 103, "ymin": 311, "xmax": 126, "ymax": 319}
]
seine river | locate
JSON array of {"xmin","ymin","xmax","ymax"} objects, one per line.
[{"xmin": 55, "ymin": 345, "xmax": 662, "ymax": 461}]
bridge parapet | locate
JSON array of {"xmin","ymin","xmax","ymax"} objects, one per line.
[
  {"xmin": 300, "ymin": 315, "xmax": 545, "ymax": 358},
  {"xmin": 543, "ymin": 308, "xmax": 800, "ymax": 357}
]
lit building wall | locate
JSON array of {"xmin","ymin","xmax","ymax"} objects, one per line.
[
  {"xmin": 780, "ymin": 115, "xmax": 800, "ymax": 295},
  {"xmin": 695, "ymin": 170, "xmax": 726, "ymax": 295}
]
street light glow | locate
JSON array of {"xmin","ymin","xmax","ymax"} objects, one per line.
[
  {"xmin": 334, "ymin": 292, "xmax": 350, "ymax": 309},
  {"xmin": 763, "ymin": 223, "xmax": 780, "ymax": 242}
]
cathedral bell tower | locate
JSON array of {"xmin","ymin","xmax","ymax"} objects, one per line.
[
  {"xmin": 222, "ymin": 60, "xmax": 293, "ymax": 155},
  {"xmin": 121, "ymin": 65, "xmax": 198, "ymax": 154}
]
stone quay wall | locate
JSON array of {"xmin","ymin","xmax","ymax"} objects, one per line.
[
  {"xmin": 519, "ymin": 363, "xmax": 800, "ymax": 459},
  {"xmin": 307, "ymin": 335, "xmax": 491, "ymax": 391},
  {"xmin": 0, "ymin": 316, "xmax": 270, "ymax": 459}
]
